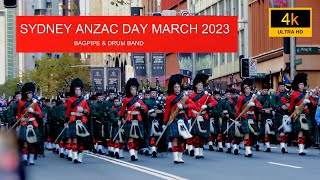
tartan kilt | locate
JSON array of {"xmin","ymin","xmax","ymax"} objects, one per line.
[
  {"xmin": 19, "ymin": 123, "xmax": 41, "ymax": 143},
  {"xmin": 56, "ymin": 124, "xmax": 68, "ymax": 142},
  {"xmin": 213, "ymin": 118, "xmax": 228, "ymax": 135},
  {"xmin": 66, "ymin": 121, "xmax": 89, "ymax": 139},
  {"xmin": 124, "ymin": 120, "xmax": 145, "ymax": 140},
  {"xmin": 111, "ymin": 125, "xmax": 120, "ymax": 141},
  {"xmin": 275, "ymin": 113, "xmax": 289, "ymax": 133},
  {"xmin": 292, "ymin": 113, "xmax": 312, "ymax": 134},
  {"xmin": 167, "ymin": 114, "xmax": 188, "ymax": 138},
  {"xmin": 226, "ymin": 119, "xmax": 236, "ymax": 139},
  {"xmin": 241, "ymin": 115, "xmax": 259, "ymax": 134},
  {"xmin": 190, "ymin": 117, "xmax": 210, "ymax": 139},
  {"xmin": 96, "ymin": 123, "xmax": 105, "ymax": 141}
]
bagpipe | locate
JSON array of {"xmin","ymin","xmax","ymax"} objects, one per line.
[{"xmin": 156, "ymin": 94, "xmax": 189, "ymax": 145}]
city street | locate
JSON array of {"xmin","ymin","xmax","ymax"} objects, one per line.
[{"xmin": 27, "ymin": 145, "xmax": 320, "ymax": 180}]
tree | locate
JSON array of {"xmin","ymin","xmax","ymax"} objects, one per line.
[
  {"xmin": 0, "ymin": 77, "xmax": 21, "ymax": 99},
  {"xmin": 0, "ymin": 54, "xmax": 91, "ymax": 99},
  {"xmin": 111, "ymin": 0, "xmax": 130, "ymax": 6}
]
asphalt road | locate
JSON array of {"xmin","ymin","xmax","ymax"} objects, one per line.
[{"xmin": 26, "ymin": 145, "xmax": 320, "ymax": 180}]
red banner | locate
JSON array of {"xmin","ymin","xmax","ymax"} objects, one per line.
[{"xmin": 16, "ymin": 16, "xmax": 238, "ymax": 53}]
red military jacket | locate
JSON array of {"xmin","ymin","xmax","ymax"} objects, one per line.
[
  {"xmin": 289, "ymin": 90, "xmax": 317, "ymax": 114},
  {"xmin": 163, "ymin": 93, "xmax": 196, "ymax": 123},
  {"xmin": 17, "ymin": 99, "xmax": 43, "ymax": 127},
  {"xmin": 188, "ymin": 92, "xmax": 218, "ymax": 120},
  {"xmin": 118, "ymin": 95, "xmax": 148, "ymax": 122},
  {"xmin": 66, "ymin": 96, "xmax": 90, "ymax": 123},
  {"xmin": 236, "ymin": 93, "xmax": 262, "ymax": 120}
]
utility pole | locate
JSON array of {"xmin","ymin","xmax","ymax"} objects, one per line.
[{"xmin": 290, "ymin": 0, "xmax": 296, "ymax": 79}]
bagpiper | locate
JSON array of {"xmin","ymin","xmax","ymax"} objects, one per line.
[
  {"xmin": 221, "ymin": 88, "xmax": 237, "ymax": 154},
  {"xmin": 188, "ymin": 74, "xmax": 218, "ymax": 159},
  {"xmin": 257, "ymin": 83, "xmax": 277, "ymax": 152},
  {"xmin": 289, "ymin": 73, "xmax": 317, "ymax": 155},
  {"xmin": 17, "ymin": 82, "xmax": 43, "ymax": 166},
  {"xmin": 236, "ymin": 78, "xmax": 262, "ymax": 157},
  {"xmin": 163, "ymin": 74, "xmax": 195, "ymax": 164},
  {"xmin": 145, "ymin": 87, "xmax": 165, "ymax": 157},
  {"xmin": 111, "ymin": 96, "xmax": 124, "ymax": 159},
  {"xmin": 118, "ymin": 78, "xmax": 148, "ymax": 161},
  {"xmin": 65, "ymin": 78, "xmax": 91, "ymax": 163},
  {"xmin": 274, "ymin": 81, "xmax": 291, "ymax": 153},
  {"xmin": 91, "ymin": 92, "xmax": 109, "ymax": 154}
]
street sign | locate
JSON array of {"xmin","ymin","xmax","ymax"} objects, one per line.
[
  {"xmin": 269, "ymin": 8, "xmax": 312, "ymax": 37},
  {"xmin": 296, "ymin": 47, "xmax": 318, "ymax": 54},
  {"xmin": 180, "ymin": 10, "xmax": 191, "ymax": 16},
  {"xmin": 295, "ymin": 58, "xmax": 302, "ymax": 65},
  {"xmin": 249, "ymin": 59, "xmax": 257, "ymax": 76},
  {"xmin": 162, "ymin": 10, "xmax": 176, "ymax": 16},
  {"xmin": 255, "ymin": 73, "xmax": 266, "ymax": 78}
]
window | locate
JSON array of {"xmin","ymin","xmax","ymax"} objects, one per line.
[
  {"xmin": 218, "ymin": 1, "xmax": 224, "ymax": 16},
  {"xmin": 233, "ymin": 0, "xmax": 238, "ymax": 16},
  {"xmin": 220, "ymin": 53, "xmax": 225, "ymax": 64},
  {"xmin": 212, "ymin": 4, "xmax": 217, "ymax": 16},
  {"xmin": 227, "ymin": 53, "xmax": 232, "ymax": 63},
  {"xmin": 214, "ymin": 54, "xmax": 218, "ymax": 67},
  {"xmin": 226, "ymin": 0, "xmax": 231, "ymax": 16},
  {"xmin": 206, "ymin": 7, "xmax": 211, "ymax": 15}
]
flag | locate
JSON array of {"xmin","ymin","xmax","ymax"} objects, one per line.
[{"xmin": 279, "ymin": 70, "xmax": 291, "ymax": 86}]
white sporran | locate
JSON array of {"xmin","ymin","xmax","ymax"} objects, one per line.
[
  {"xmin": 76, "ymin": 120, "xmax": 90, "ymax": 137},
  {"xmin": 177, "ymin": 119, "xmax": 193, "ymax": 139}
]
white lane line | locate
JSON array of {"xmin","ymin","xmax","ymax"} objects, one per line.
[
  {"xmin": 268, "ymin": 162, "xmax": 303, "ymax": 169},
  {"xmin": 85, "ymin": 152, "xmax": 188, "ymax": 180}
]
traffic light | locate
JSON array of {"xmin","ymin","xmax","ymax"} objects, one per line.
[
  {"xmin": 240, "ymin": 58, "xmax": 250, "ymax": 78},
  {"xmin": 283, "ymin": 37, "xmax": 290, "ymax": 54},
  {"xmin": 4, "ymin": 0, "xmax": 17, "ymax": 8}
]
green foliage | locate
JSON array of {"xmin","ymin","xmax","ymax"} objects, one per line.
[
  {"xmin": 0, "ymin": 54, "xmax": 91, "ymax": 98},
  {"xmin": 0, "ymin": 77, "xmax": 20, "ymax": 98},
  {"xmin": 111, "ymin": 0, "xmax": 129, "ymax": 6}
]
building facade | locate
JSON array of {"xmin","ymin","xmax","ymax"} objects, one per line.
[
  {"xmin": 164, "ymin": 0, "xmax": 245, "ymax": 89},
  {"xmin": 249, "ymin": 0, "xmax": 320, "ymax": 89}
]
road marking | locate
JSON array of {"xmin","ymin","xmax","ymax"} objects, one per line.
[
  {"xmin": 85, "ymin": 152, "xmax": 188, "ymax": 180},
  {"xmin": 270, "ymin": 147, "xmax": 278, "ymax": 149},
  {"xmin": 268, "ymin": 162, "xmax": 303, "ymax": 169}
]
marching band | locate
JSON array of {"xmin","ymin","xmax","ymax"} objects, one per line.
[{"xmin": 0, "ymin": 72, "xmax": 319, "ymax": 166}]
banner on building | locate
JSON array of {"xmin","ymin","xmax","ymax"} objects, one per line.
[
  {"xmin": 106, "ymin": 67, "xmax": 121, "ymax": 92},
  {"xmin": 151, "ymin": 53, "xmax": 166, "ymax": 87},
  {"xmin": 132, "ymin": 53, "xmax": 147, "ymax": 79},
  {"xmin": 196, "ymin": 53, "xmax": 212, "ymax": 76},
  {"xmin": 90, "ymin": 67, "xmax": 105, "ymax": 93},
  {"xmin": 178, "ymin": 53, "xmax": 193, "ymax": 78}
]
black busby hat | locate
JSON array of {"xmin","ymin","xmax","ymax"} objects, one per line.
[
  {"xmin": 213, "ymin": 89, "xmax": 221, "ymax": 95},
  {"xmin": 145, "ymin": 90, "xmax": 150, "ymax": 94},
  {"xmin": 241, "ymin": 78, "xmax": 254, "ymax": 93},
  {"xmin": 125, "ymin": 78, "xmax": 140, "ymax": 97},
  {"xmin": 278, "ymin": 81, "xmax": 284, "ymax": 86},
  {"xmin": 150, "ymin": 87, "xmax": 157, "ymax": 92},
  {"xmin": 65, "ymin": 92, "xmax": 72, "ymax": 97},
  {"xmin": 193, "ymin": 74, "xmax": 209, "ymax": 91},
  {"xmin": 21, "ymin": 82, "xmax": 35, "ymax": 100},
  {"xmin": 15, "ymin": 91, "xmax": 21, "ymax": 95},
  {"xmin": 108, "ymin": 89, "xmax": 115, "ymax": 94},
  {"xmin": 167, "ymin": 74, "xmax": 184, "ymax": 95},
  {"xmin": 262, "ymin": 83, "xmax": 270, "ymax": 90},
  {"xmin": 70, "ymin": 78, "xmax": 84, "ymax": 94},
  {"xmin": 95, "ymin": 92, "xmax": 103, "ymax": 97},
  {"xmin": 291, "ymin": 72, "xmax": 308, "ymax": 91},
  {"xmin": 225, "ymin": 89, "xmax": 233, "ymax": 94}
]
